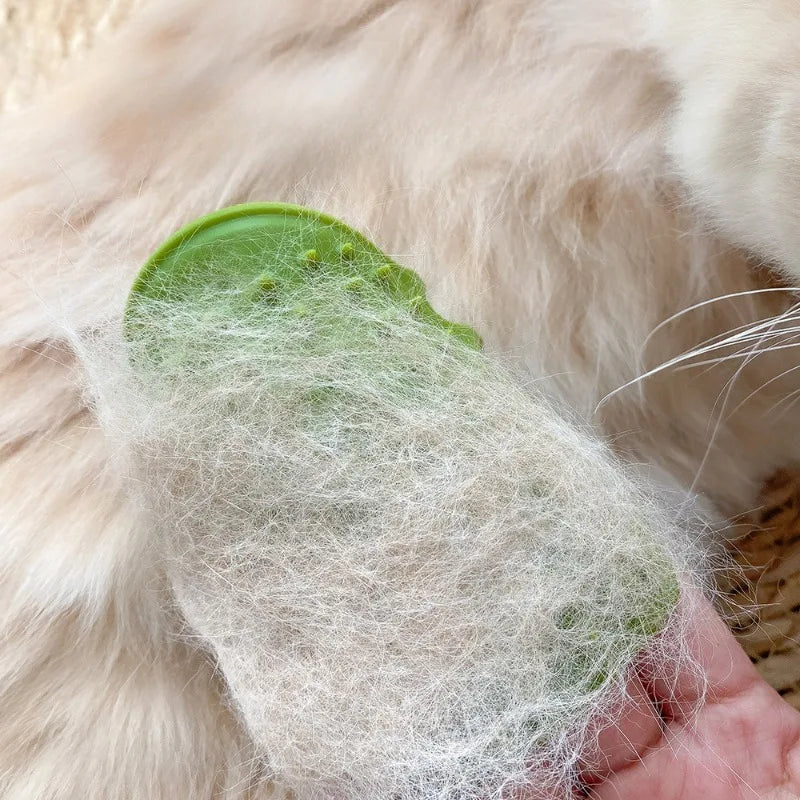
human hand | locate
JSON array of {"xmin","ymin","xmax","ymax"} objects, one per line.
[{"xmin": 576, "ymin": 594, "xmax": 800, "ymax": 799}]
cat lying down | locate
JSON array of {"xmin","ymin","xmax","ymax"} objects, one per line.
[{"xmin": 2, "ymin": 1, "xmax": 800, "ymax": 798}]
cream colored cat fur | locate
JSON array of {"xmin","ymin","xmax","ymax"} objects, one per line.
[{"xmin": 2, "ymin": 0, "xmax": 800, "ymax": 798}]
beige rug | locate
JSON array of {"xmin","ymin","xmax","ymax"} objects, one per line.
[{"xmin": 3, "ymin": 0, "xmax": 799, "ymax": 708}]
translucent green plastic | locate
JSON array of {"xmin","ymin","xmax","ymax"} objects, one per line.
[{"xmin": 126, "ymin": 202, "xmax": 482, "ymax": 350}]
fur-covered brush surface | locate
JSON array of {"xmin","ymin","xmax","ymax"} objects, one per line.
[{"xmin": 76, "ymin": 263, "xmax": 699, "ymax": 798}]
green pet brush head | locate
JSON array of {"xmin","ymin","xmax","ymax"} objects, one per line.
[
  {"xmin": 120, "ymin": 202, "xmax": 683, "ymax": 799},
  {"xmin": 126, "ymin": 202, "xmax": 482, "ymax": 351}
]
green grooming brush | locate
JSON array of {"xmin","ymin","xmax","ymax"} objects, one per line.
[
  {"xmin": 126, "ymin": 202, "xmax": 481, "ymax": 350},
  {"xmin": 125, "ymin": 200, "xmax": 678, "ymax": 666},
  {"xmin": 122, "ymin": 202, "xmax": 681, "ymax": 793}
]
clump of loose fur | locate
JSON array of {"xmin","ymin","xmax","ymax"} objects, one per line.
[{"xmin": 79, "ymin": 262, "xmax": 699, "ymax": 800}]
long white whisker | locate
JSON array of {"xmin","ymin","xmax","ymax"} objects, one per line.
[
  {"xmin": 687, "ymin": 308, "xmax": 791, "ymax": 495},
  {"xmin": 767, "ymin": 385, "xmax": 800, "ymax": 416},
  {"xmin": 597, "ymin": 303, "xmax": 800, "ymax": 412},
  {"xmin": 639, "ymin": 287, "xmax": 800, "ymax": 356},
  {"xmin": 674, "ymin": 340, "xmax": 800, "ymax": 371},
  {"xmin": 727, "ymin": 363, "xmax": 800, "ymax": 418}
]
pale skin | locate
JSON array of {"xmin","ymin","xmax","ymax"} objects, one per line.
[{"xmin": 575, "ymin": 595, "xmax": 800, "ymax": 799}]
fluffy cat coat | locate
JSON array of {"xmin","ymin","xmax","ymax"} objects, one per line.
[{"xmin": 2, "ymin": 0, "xmax": 800, "ymax": 797}]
